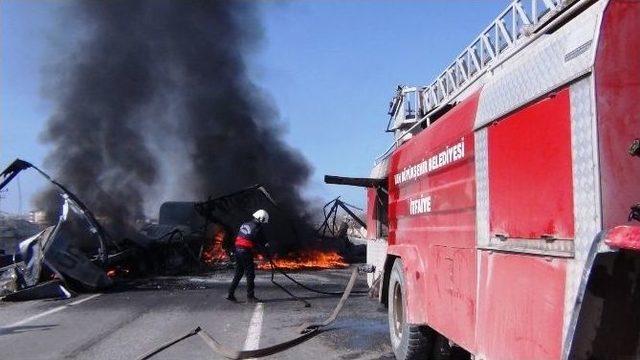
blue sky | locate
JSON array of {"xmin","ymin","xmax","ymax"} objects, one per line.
[{"xmin": 1, "ymin": 1, "xmax": 506, "ymax": 215}]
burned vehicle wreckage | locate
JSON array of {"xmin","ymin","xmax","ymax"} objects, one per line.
[
  {"xmin": 0, "ymin": 159, "xmax": 311, "ymax": 301},
  {"xmin": 0, "ymin": 159, "xmax": 117, "ymax": 300}
]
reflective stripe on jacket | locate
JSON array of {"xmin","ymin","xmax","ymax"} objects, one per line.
[{"xmin": 235, "ymin": 236, "xmax": 254, "ymax": 249}]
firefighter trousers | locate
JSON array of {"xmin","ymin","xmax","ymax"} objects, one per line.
[{"xmin": 228, "ymin": 248, "xmax": 255, "ymax": 298}]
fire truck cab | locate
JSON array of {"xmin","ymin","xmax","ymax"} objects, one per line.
[{"xmin": 364, "ymin": 1, "xmax": 640, "ymax": 359}]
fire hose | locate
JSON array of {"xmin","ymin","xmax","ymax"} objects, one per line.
[
  {"xmin": 268, "ymin": 258, "xmax": 311, "ymax": 307},
  {"xmin": 137, "ymin": 266, "xmax": 359, "ymax": 359},
  {"xmin": 264, "ymin": 249, "xmax": 369, "ymax": 308}
]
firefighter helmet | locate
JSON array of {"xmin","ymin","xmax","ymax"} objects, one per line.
[{"xmin": 252, "ymin": 209, "xmax": 269, "ymax": 224}]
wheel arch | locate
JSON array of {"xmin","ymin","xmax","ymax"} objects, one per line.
[
  {"xmin": 381, "ymin": 254, "xmax": 398, "ymax": 306},
  {"xmin": 385, "ymin": 244, "xmax": 429, "ymax": 325}
]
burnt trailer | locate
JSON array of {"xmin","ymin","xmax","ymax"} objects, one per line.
[{"xmin": 133, "ymin": 184, "xmax": 287, "ymax": 272}]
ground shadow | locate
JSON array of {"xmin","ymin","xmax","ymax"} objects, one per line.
[{"xmin": 0, "ymin": 324, "xmax": 57, "ymax": 336}]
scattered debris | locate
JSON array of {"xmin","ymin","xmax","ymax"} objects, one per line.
[
  {"xmin": 126, "ymin": 185, "xmax": 284, "ymax": 274},
  {"xmin": 0, "ymin": 159, "xmax": 263, "ymax": 300},
  {"xmin": 0, "ymin": 159, "xmax": 359, "ymax": 302},
  {"xmin": 0, "ymin": 159, "xmax": 114, "ymax": 300},
  {"xmin": 2, "ymin": 279, "xmax": 73, "ymax": 302},
  {"xmin": 317, "ymin": 197, "xmax": 367, "ymax": 262}
]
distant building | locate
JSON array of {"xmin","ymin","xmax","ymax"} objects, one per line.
[
  {"xmin": 0, "ymin": 216, "xmax": 45, "ymax": 254},
  {"xmin": 29, "ymin": 210, "xmax": 48, "ymax": 225}
]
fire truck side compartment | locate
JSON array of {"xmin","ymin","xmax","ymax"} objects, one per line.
[{"xmin": 488, "ymin": 87, "xmax": 574, "ymax": 241}]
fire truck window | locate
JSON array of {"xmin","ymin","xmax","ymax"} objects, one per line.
[{"xmin": 376, "ymin": 188, "xmax": 389, "ymax": 237}]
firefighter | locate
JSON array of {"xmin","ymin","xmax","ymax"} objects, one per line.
[{"xmin": 226, "ymin": 209, "xmax": 270, "ymax": 302}]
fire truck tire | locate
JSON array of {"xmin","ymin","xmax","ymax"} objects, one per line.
[
  {"xmin": 388, "ymin": 258, "xmax": 434, "ymax": 360},
  {"xmin": 431, "ymin": 334, "xmax": 451, "ymax": 360}
]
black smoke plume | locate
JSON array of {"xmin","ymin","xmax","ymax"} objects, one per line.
[{"xmin": 40, "ymin": 1, "xmax": 313, "ymax": 245}]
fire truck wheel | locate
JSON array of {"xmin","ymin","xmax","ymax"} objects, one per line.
[{"xmin": 388, "ymin": 258, "xmax": 434, "ymax": 360}]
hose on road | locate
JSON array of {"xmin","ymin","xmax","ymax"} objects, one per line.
[
  {"xmin": 268, "ymin": 258, "xmax": 311, "ymax": 307},
  {"xmin": 263, "ymin": 246, "xmax": 369, "ymax": 300},
  {"xmin": 137, "ymin": 266, "xmax": 359, "ymax": 359}
]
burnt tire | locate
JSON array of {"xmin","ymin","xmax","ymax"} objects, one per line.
[{"xmin": 388, "ymin": 258, "xmax": 434, "ymax": 360}]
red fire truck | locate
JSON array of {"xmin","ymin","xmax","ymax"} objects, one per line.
[{"xmin": 358, "ymin": 0, "xmax": 639, "ymax": 359}]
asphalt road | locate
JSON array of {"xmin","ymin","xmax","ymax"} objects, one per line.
[{"xmin": 0, "ymin": 267, "xmax": 393, "ymax": 359}]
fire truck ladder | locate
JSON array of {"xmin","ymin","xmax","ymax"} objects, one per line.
[{"xmin": 381, "ymin": 0, "xmax": 590, "ymax": 161}]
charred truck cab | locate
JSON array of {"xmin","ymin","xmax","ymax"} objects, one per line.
[{"xmin": 338, "ymin": 1, "xmax": 640, "ymax": 359}]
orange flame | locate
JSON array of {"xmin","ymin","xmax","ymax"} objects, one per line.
[
  {"xmin": 256, "ymin": 250, "xmax": 347, "ymax": 271},
  {"xmin": 106, "ymin": 266, "xmax": 130, "ymax": 278},
  {"xmin": 201, "ymin": 226, "xmax": 229, "ymax": 264}
]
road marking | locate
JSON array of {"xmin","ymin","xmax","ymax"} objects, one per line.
[
  {"xmin": 243, "ymin": 302, "xmax": 264, "ymax": 356},
  {"xmin": 1, "ymin": 293, "xmax": 102, "ymax": 329}
]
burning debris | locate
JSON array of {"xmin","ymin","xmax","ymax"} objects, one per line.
[
  {"xmin": 256, "ymin": 250, "xmax": 347, "ymax": 271},
  {"xmin": 200, "ymin": 224, "xmax": 230, "ymax": 265},
  {"xmin": 0, "ymin": 160, "xmax": 355, "ymax": 302},
  {"xmin": 128, "ymin": 185, "xmax": 285, "ymax": 274}
]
